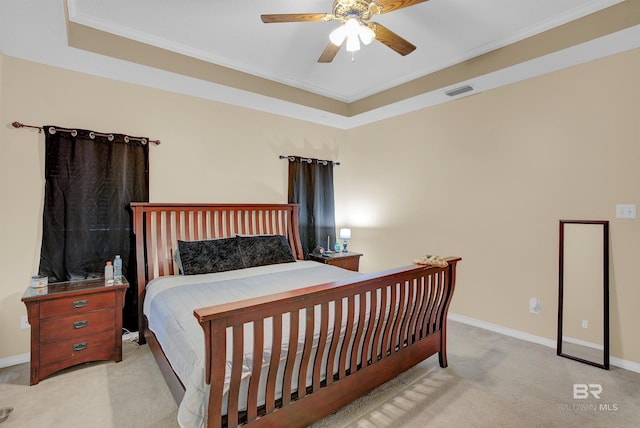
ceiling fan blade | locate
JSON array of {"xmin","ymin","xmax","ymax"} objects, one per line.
[
  {"xmin": 369, "ymin": 23, "xmax": 416, "ymax": 56},
  {"xmin": 261, "ymin": 13, "xmax": 330, "ymax": 23},
  {"xmin": 376, "ymin": 0, "xmax": 430, "ymax": 14},
  {"xmin": 318, "ymin": 42, "xmax": 341, "ymax": 63}
]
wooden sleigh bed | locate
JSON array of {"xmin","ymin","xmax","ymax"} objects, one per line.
[{"xmin": 131, "ymin": 202, "xmax": 461, "ymax": 428}]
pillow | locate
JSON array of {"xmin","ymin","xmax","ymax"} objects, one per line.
[
  {"xmin": 172, "ymin": 247, "xmax": 183, "ymax": 275},
  {"xmin": 177, "ymin": 238, "xmax": 244, "ymax": 275},
  {"xmin": 236, "ymin": 234, "xmax": 295, "ymax": 268}
]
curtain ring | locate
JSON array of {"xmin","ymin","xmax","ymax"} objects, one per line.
[
  {"xmin": 89, "ymin": 131, "xmax": 114, "ymax": 141},
  {"xmin": 48, "ymin": 127, "xmax": 77, "ymax": 137}
]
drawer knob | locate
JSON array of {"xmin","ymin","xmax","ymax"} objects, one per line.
[
  {"xmin": 73, "ymin": 342, "xmax": 88, "ymax": 352},
  {"xmin": 341, "ymin": 262, "xmax": 347, "ymax": 266},
  {"xmin": 72, "ymin": 299, "xmax": 88, "ymax": 309},
  {"xmin": 73, "ymin": 320, "xmax": 88, "ymax": 329}
]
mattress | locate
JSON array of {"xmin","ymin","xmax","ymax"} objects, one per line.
[{"xmin": 143, "ymin": 260, "xmax": 362, "ymax": 428}]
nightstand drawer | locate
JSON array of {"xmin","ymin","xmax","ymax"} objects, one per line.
[
  {"xmin": 40, "ymin": 330, "xmax": 116, "ymax": 366},
  {"xmin": 40, "ymin": 308, "xmax": 116, "ymax": 341},
  {"xmin": 328, "ymin": 258, "xmax": 359, "ymax": 271},
  {"xmin": 40, "ymin": 291, "xmax": 115, "ymax": 318}
]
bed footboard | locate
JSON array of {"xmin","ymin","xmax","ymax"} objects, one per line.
[{"xmin": 195, "ymin": 257, "xmax": 461, "ymax": 427}]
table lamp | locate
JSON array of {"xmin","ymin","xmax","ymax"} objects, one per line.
[{"xmin": 339, "ymin": 228, "xmax": 351, "ymax": 252}]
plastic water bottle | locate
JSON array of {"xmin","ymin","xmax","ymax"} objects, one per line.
[
  {"xmin": 104, "ymin": 261, "xmax": 114, "ymax": 283},
  {"xmin": 113, "ymin": 255, "xmax": 123, "ymax": 283}
]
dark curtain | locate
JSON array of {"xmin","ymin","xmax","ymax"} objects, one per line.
[
  {"xmin": 287, "ymin": 156, "xmax": 336, "ymax": 257},
  {"xmin": 39, "ymin": 126, "xmax": 149, "ymax": 331}
]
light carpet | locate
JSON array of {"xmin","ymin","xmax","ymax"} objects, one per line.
[{"xmin": 1, "ymin": 321, "xmax": 638, "ymax": 427}]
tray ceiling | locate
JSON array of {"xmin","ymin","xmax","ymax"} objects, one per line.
[{"xmin": 1, "ymin": 0, "xmax": 639, "ymax": 128}]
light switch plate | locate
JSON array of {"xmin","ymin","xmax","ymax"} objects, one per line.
[{"xmin": 616, "ymin": 204, "xmax": 636, "ymax": 219}]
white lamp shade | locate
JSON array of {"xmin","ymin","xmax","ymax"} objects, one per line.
[
  {"xmin": 339, "ymin": 228, "xmax": 352, "ymax": 240},
  {"xmin": 329, "ymin": 25, "xmax": 347, "ymax": 46},
  {"xmin": 346, "ymin": 34, "xmax": 360, "ymax": 52},
  {"xmin": 358, "ymin": 25, "xmax": 375, "ymax": 45}
]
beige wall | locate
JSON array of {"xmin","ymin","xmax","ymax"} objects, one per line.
[
  {"xmin": 338, "ymin": 48, "xmax": 640, "ymax": 365},
  {"xmin": 1, "ymin": 48, "xmax": 639, "ymax": 366},
  {"xmin": 0, "ymin": 54, "xmax": 346, "ymax": 358}
]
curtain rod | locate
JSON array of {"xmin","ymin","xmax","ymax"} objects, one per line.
[
  {"xmin": 279, "ymin": 155, "xmax": 340, "ymax": 166},
  {"xmin": 11, "ymin": 121, "xmax": 161, "ymax": 145}
]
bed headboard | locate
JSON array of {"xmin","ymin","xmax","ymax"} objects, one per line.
[{"xmin": 130, "ymin": 203, "xmax": 303, "ymax": 337}]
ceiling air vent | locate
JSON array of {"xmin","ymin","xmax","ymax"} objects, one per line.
[{"xmin": 445, "ymin": 84, "xmax": 474, "ymax": 97}]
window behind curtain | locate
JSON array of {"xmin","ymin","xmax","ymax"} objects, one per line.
[
  {"xmin": 39, "ymin": 126, "xmax": 149, "ymax": 330},
  {"xmin": 287, "ymin": 157, "xmax": 336, "ymax": 257}
]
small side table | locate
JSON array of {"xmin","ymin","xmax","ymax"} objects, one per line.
[
  {"xmin": 22, "ymin": 277, "xmax": 128, "ymax": 385},
  {"xmin": 308, "ymin": 251, "xmax": 363, "ymax": 272}
]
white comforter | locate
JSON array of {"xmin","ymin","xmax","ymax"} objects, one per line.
[{"xmin": 143, "ymin": 260, "xmax": 361, "ymax": 428}]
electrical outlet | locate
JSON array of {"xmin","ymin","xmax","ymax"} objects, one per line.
[
  {"xmin": 616, "ymin": 204, "xmax": 636, "ymax": 219},
  {"xmin": 529, "ymin": 297, "xmax": 540, "ymax": 315},
  {"xmin": 20, "ymin": 315, "xmax": 30, "ymax": 329},
  {"xmin": 582, "ymin": 320, "xmax": 588, "ymax": 329}
]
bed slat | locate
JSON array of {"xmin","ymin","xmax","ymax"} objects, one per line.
[
  {"xmin": 361, "ymin": 290, "xmax": 377, "ymax": 367},
  {"xmin": 265, "ymin": 314, "xmax": 282, "ymax": 413},
  {"xmin": 313, "ymin": 302, "xmax": 330, "ymax": 390},
  {"xmin": 326, "ymin": 300, "xmax": 342, "ymax": 385},
  {"xmin": 372, "ymin": 286, "xmax": 387, "ymax": 363},
  {"xmin": 227, "ymin": 325, "xmax": 243, "ymax": 427},
  {"xmin": 339, "ymin": 295, "xmax": 355, "ymax": 377},
  {"xmin": 281, "ymin": 310, "xmax": 299, "ymax": 407},
  {"xmin": 247, "ymin": 321, "xmax": 264, "ymax": 423},
  {"xmin": 298, "ymin": 306, "xmax": 315, "ymax": 399}
]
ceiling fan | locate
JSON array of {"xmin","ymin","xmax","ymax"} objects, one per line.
[{"xmin": 261, "ymin": 0, "xmax": 429, "ymax": 63}]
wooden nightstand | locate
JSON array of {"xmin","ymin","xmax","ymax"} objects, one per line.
[
  {"xmin": 308, "ymin": 251, "xmax": 363, "ymax": 272},
  {"xmin": 21, "ymin": 277, "xmax": 128, "ymax": 385}
]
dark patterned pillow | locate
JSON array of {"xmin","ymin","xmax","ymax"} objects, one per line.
[
  {"xmin": 177, "ymin": 238, "xmax": 244, "ymax": 275},
  {"xmin": 236, "ymin": 235, "xmax": 295, "ymax": 268}
]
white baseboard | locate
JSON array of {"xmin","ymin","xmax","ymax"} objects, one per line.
[
  {"xmin": 0, "ymin": 353, "xmax": 29, "ymax": 369},
  {"xmin": 448, "ymin": 312, "xmax": 640, "ymax": 374}
]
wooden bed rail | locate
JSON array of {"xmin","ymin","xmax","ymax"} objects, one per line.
[{"xmin": 195, "ymin": 257, "xmax": 461, "ymax": 428}]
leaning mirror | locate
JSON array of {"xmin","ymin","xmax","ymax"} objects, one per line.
[{"xmin": 557, "ymin": 220, "xmax": 609, "ymax": 369}]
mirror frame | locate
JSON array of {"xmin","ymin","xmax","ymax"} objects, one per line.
[{"xmin": 557, "ymin": 220, "xmax": 609, "ymax": 369}]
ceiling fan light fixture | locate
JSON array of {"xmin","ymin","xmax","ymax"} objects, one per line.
[
  {"xmin": 329, "ymin": 26, "xmax": 347, "ymax": 46},
  {"xmin": 346, "ymin": 34, "xmax": 361, "ymax": 52},
  {"xmin": 358, "ymin": 25, "xmax": 375, "ymax": 45},
  {"xmin": 330, "ymin": 18, "xmax": 369, "ymax": 51}
]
